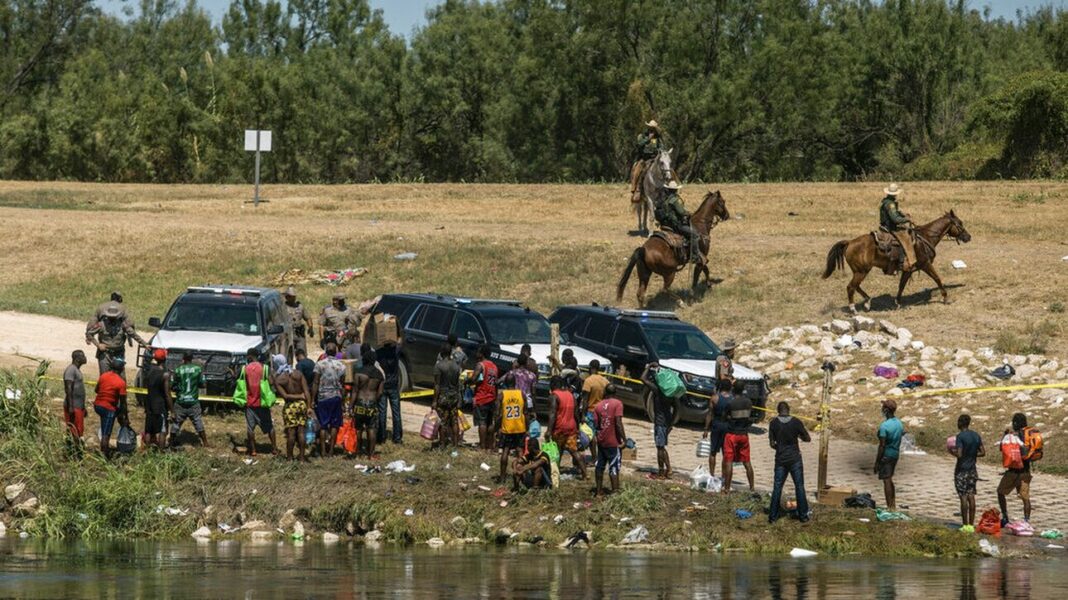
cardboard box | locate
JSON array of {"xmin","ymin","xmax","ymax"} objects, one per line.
[
  {"xmin": 367, "ymin": 313, "xmax": 399, "ymax": 347},
  {"xmin": 621, "ymin": 447, "xmax": 637, "ymax": 462},
  {"xmin": 817, "ymin": 485, "xmax": 857, "ymax": 507}
]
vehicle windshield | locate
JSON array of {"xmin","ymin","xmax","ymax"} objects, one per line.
[
  {"xmin": 484, "ymin": 314, "xmax": 552, "ymax": 345},
  {"xmin": 643, "ymin": 322, "xmax": 721, "ymax": 360},
  {"xmin": 163, "ymin": 302, "xmax": 262, "ymax": 336}
]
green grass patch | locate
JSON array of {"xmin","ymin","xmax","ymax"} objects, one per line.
[
  {"xmin": 993, "ymin": 320, "xmax": 1059, "ymax": 355},
  {"xmin": 0, "ymin": 190, "xmax": 123, "ymax": 211}
]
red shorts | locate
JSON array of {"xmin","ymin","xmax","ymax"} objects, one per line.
[
  {"xmin": 65, "ymin": 407, "xmax": 85, "ymax": 437},
  {"xmin": 723, "ymin": 432, "xmax": 750, "ymax": 463}
]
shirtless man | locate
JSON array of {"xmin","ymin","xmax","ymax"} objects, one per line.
[
  {"xmin": 351, "ymin": 350, "xmax": 384, "ymax": 460},
  {"xmin": 272, "ymin": 355, "xmax": 311, "ymax": 461}
]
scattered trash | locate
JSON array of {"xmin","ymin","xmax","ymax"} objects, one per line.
[
  {"xmin": 243, "ymin": 458, "xmax": 254, "ymax": 465},
  {"xmin": 273, "ymin": 267, "xmax": 368, "ymax": 286},
  {"xmin": 990, "ymin": 364, "xmax": 1015, "ymax": 380},
  {"xmin": 77, "ymin": 513, "xmax": 88, "ymax": 521},
  {"xmin": 4, "ymin": 389, "xmax": 23, "ymax": 400},
  {"xmin": 787, "ymin": 212, "xmax": 799, "ymax": 217},
  {"xmin": 951, "ymin": 260, "xmax": 967, "ymax": 269},
  {"xmin": 858, "ymin": 518, "xmax": 871, "ymax": 523},
  {"xmin": 735, "ymin": 509, "xmax": 753, "ymax": 520},
  {"xmin": 834, "ymin": 334, "xmax": 854, "ymax": 349},
  {"xmin": 875, "ymin": 509, "xmax": 911, "ymax": 522},
  {"xmin": 897, "ymin": 374, "xmax": 926, "ymax": 389},
  {"xmin": 450, "ymin": 451, "xmax": 459, "ymax": 458},
  {"xmin": 218, "ymin": 523, "xmax": 237, "ymax": 534},
  {"xmin": 553, "ymin": 515, "xmax": 565, "ymax": 525},
  {"xmin": 1006, "ymin": 520, "xmax": 1035, "ymax": 537},
  {"xmin": 689, "ymin": 465, "xmax": 723, "ymax": 493},
  {"xmin": 844, "ymin": 493, "xmax": 877, "ymax": 509},
  {"xmin": 977, "ymin": 508, "xmax": 1002, "ymax": 535},
  {"xmin": 477, "ymin": 485, "xmax": 492, "ymax": 492},
  {"xmin": 1040, "ymin": 529, "xmax": 1063, "ymax": 539},
  {"xmin": 403, "ymin": 508, "xmax": 414, "ymax": 517},
  {"xmin": 696, "ymin": 439, "xmax": 712, "ymax": 458},
  {"xmin": 789, "ymin": 548, "xmax": 818, "ymax": 558},
  {"xmin": 479, "ymin": 463, "xmax": 491, "ymax": 472},
  {"xmin": 621, "ymin": 525, "xmax": 649, "ymax": 545},
  {"xmin": 394, "ymin": 252, "xmax": 418, "ymax": 261},
  {"xmin": 39, "ymin": 300, "xmax": 48, "ymax": 304},
  {"xmin": 403, "ymin": 476, "xmax": 421, "ymax": 485},
  {"xmin": 873, "ymin": 365, "xmax": 899, "ymax": 379},
  {"xmin": 979, "ymin": 539, "xmax": 1000, "ymax": 557},
  {"xmin": 499, "ymin": 500, "xmax": 508, "ymax": 508},
  {"xmin": 1047, "ymin": 544, "xmax": 1065, "ymax": 550},
  {"xmin": 19, "ymin": 531, "xmax": 28, "ymax": 539},
  {"xmin": 899, "ymin": 433, "xmax": 926, "ymax": 455},
  {"xmin": 385, "ymin": 460, "xmax": 416, "ymax": 473},
  {"xmin": 155, "ymin": 505, "xmax": 189, "ymax": 517},
  {"xmin": 960, "ymin": 524, "xmax": 975, "ymax": 534},
  {"xmin": 191, "ymin": 526, "xmax": 212, "ymax": 539}
]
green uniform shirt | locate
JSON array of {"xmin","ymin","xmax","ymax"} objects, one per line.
[
  {"xmin": 880, "ymin": 196, "xmax": 909, "ymax": 231},
  {"xmin": 636, "ymin": 133, "xmax": 662, "ymax": 160},
  {"xmin": 172, "ymin": 363, "xmax": 205, "ymax": 406},
  {"xmin": 656, "ymin": 191, "xmax": 687, "ymax": 228}
]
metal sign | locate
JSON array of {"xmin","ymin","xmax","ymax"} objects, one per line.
[{"xmin": 244, "ymin": 129, "xmax": 272, "ymax": 206}]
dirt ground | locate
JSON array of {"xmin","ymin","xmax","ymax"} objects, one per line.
[{"xmin": 0, "ymin": 180, "xmax": 1064, "ymax": 357}]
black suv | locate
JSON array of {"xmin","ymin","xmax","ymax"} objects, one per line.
[
  {"xmin": 548, "ymin": 304, "xmax": 769, "ymax": 424},
  {"xmin": 370, "ymin": 294, "xmax": 610, "ymax": 399},
  {"xmin": 139, "ymin": 286, "xmax": 293, "ymax": 395}
]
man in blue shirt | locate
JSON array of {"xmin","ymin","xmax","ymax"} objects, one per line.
[
  {"xmin": 950, "ymin": 413, "xmax": 985, "ymax": 529},
  {"xmin": 874, "ymin": 399, "xmax": 904, "ymax": 511}
]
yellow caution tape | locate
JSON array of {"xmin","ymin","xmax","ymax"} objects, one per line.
[{"xmin": 911, "ymin": 381, "xmax": 1068, "ymax": 397}]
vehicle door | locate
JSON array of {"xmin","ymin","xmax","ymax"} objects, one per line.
[
  {"xmin": 607, "ymin": 320, "xmax": 650, "ymax": 408},
  {"xmin": 447, "ymin": 309, "xmax": 484, "ymax": 369},
  {"xmin": 403, "ymin": 304, "xmax": 454, "ymax": 384},
  {"xmin": 263, "ymin": 297, "xmax": 289, "ymax": 357},
  {"xmin": 574, "ymin": 314, "xmax": 617, "ymax": 360}
]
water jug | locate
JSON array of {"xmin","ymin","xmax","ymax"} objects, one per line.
[
  {"xmin": 420, "ymin": 412, "xmax": 439, "ymax": 440},
  {"xmin": 696, "ymin": 439, "xmax": 712, "ymax": 458}
]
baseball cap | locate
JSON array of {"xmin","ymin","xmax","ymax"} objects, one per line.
[{"xmin": 153, "ymin": 348, "xmax": 167, "ymax": 361}]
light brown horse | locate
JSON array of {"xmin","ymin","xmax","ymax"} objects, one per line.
[
  {"xmin": 822, "ymin": 210, "xmax": 972, "ymax": 311},
  {"xmin": 617, "ymin": 190, "xmax": 730, "ymax": 307}
]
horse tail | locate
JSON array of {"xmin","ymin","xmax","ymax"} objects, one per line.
[
  {"xmin": 617, "ymin": 247, "xmax": 644, "ymax": 301},
  {"xmin": 822, "ymin": 240, "xmax": 848, "ymax": 279}
]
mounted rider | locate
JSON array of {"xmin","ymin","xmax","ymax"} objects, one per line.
[
  {"xmin": 629, "ymin": 120, "xmax": 664, "ymax": 204},
  {"xmin": 654, "ymin": 180, "xmax": 703, "ymax": 265},
  {"xmin": 879, "ymin": 183, "xmax": 916, "ymax": 274}
]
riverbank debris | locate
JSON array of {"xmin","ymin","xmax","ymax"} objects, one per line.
[
  {"xmin": 191, "ymin": 526, "xmax": 211, "ymax": 539},
  {"xmin": 979, "ymin": 539, "xmax": 1000, "ymax": 557},
  {"xmin": 621, "ymin": 525, "xmax": 648, "ymax": 544},
  {"xmin": 789, "ymin": 548, "xmax": 818, "ymax": 558}
]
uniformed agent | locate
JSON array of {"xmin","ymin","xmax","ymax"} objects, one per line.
[
  {"xmin": 283, "ymin": 287, "xmax": 315, "ymax": 357},
  {"xmin": 654, "ymin": 180, "xmax": 702, "ymax": 265},
  {"xmin": 629, "ymin": 120, "xmax": 665, "ymax": 204},
  {"xmin": 86, "ymin": 301, "xmax": 148, "ymax": 376},
  {"xmin": 319, "ymin": 292, "xmax": 361, "ymax": 349},
  {"xmin": 879, "ymin": 183, "xmax": 916, "ymax": 272}
]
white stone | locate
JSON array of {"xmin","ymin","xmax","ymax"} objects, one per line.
[
  {"xmin": 910, "ymin": 341, "xmax": 925, "ymax": 350},
  {"xmin": 830, "ymin": 320, "xmax": 852, "ymax": 335},
  {"xmin": 886, "ymin": 387, "xmax": 904, "ymax": 396},
  {"xmin": 12, "ymin": 497, "xmax": 37, "ymax": 517},
  {"xmin": 896, "ymin": 328, "xmax": 912, "ymax": 342},
  {"xmin": 1027, "ymin": 354, "xmax": 1045, "ymax": 366},
  {"xmin": 1010, "ymin": 392, "xmax": 1032, "ymax": 403},
  {"xmin": 920, "ymin": 346, "xmax": 939, "ymax": 361},
  {"xmin": 1007, "ymin": 355, "xmax": 1028, "ymax": 367},
  {"xmin": 879, "ymin": 320, "xmax": 899, "ymax": 336},
  {"xmin": 0, "ymin": 521, "xmax": 6, "ymax": 537},
  {"xmin": 888, "ymin": 339, "xmax": 908, "ymax": 353},
  {"xmin": 818, "ymin": 340, "xmax": 838, "ymax": 356},
  {"xmin": 1016, "ymin": 364, "xmax": 1039, "ymax": 380},
  {"xmin": 4, "ymin": 483, "xmax": 25, "ymax": 503},
  {"xmin": 919, "ymin": 360, "xmax": 937, "ymax": 370},
  {"xmin": 799, "ymin": 325, "xmax": 821, "ymax": 336},
  {"xmin": 191, "ymin": 526, "xmax": 212, "ymax": 539},
  {"xmin": 950, "ymin": 374, "xmax": 976, "ymax": 389},
  {"xmin": 797, "ymin": 372, "xmax": 810, "ymax": 383},
  {"xmin": 1041, "ymin": 360, "xmax": 1059, "ymax": 372},
  {"xmin": 293, "ymin": 521, "xmax": 305, "ymax": 538},
  {"xmin": 758, "ymin": 349, "xmax": 787, "ymax": 362},
  {"xmin": 365, "ymin": 530, "xmax": 384, "ymax": 542},
  {"xmin": 954, "ymin": 349, "xmax": 974, "ymax": 362},
  {"xmin": 241, "ymin": 520, "xmax": 266, "ymax": 531},
  {"xmin": 834, "ymin": 335, "xmax": 854, "ymax": 349},
  {"xmin": 322, "ymin": 532, "xmax": 340, "ymax": 543},
  {"xmin": 1038, "ymin": 388, "xmax": 1065, "ymax": 400},
  {"xmin": 278, "ymin": 509, "xmax": 298, "ymax": 531},
  {"xmin": 427, "ymin": 537, "xmax": 446, "ymax": 547},
  {"xmin": 765, "ymin": 362, "xmax": 787, "ymax": 376},
  {"xmin": 851, "ymin": 315, "xmax": 876, "ymax": 332},
  {"xmin": 791, "ymin": 345, "xmax": 816, "ymax": 358}
]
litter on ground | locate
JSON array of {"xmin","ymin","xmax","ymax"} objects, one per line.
[
  {"xmin": 385, "ymin": 460, "xmax": 416, "ymax": 473},
  {"xmin": 621, "ymin": 525, "xmax": 649, "ymax": 545},
  {"xmin": 951, "ymin": 260, "xmax": 967, "ymax": 269},
  {"xmin": 875, "ymin": 509, "xmax": 911, "ymax": 522},
  {"xmin": 790, "ymin": 548, "xmax": 818, "ymax": 558},
  {"xmin": 273, "ymin": 267, "xmax": 368, "ymax": 286}
]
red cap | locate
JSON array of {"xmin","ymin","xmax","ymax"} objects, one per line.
[{"xmin": 153, "ymin": 348, "xmax": 168, "ymax": 361}]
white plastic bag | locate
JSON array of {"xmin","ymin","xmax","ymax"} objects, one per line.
[
  {"xmin": 621, "ymin": 525, "xmax": 648, "ymax": 545},
  {"xmin": 689, "ymin": 465, "xmax": 723, "ymax": 493}
]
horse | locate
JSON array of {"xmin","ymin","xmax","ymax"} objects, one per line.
[
  {"xmin": 616, "ymin": 190, "xmax": 730, "ymax": 307},
  {"xmin": 822, "ymin": 210, "xmax": 972, "ymax": 312},
  {"xmin": 632, "ymin": 148, "xmax": 674, "ymax": 236}
]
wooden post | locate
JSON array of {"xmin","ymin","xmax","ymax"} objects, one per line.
[
  {"xmin": 817, "ymin": 361, "xmax": 835, "ymax": 495},
  {"xmin": 550, "ymin": 323, "xmax": 561, "ymax": 377}
]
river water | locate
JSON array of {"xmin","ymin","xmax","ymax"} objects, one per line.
[{"xmin": 0, "ymin": 537, "xmax": 1065, "ymax": 598}]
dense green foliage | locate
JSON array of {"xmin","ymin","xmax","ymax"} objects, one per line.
[{"xmin": 2, "ymin": 0, "xmax": 1068, "ymax": 182}]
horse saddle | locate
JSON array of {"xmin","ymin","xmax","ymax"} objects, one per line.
[
  {"xmin": 871, "ymin": 230, "xmax": 913, "ymax": 274},
  {"xmin": 652, "ymin": 229, "xmax": 690, "ymax": 264}
]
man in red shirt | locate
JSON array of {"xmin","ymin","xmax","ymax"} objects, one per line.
[
  {"xmin": 240, "ymin": 349, "xmax": 277, "ymax": 456},
  {"xmin": 546, "ymin": 376, "xmax": 586, "ymax": 480},
  {"xmin": 469, "ymin": 345, "xmax": 499, "ymax": 451},
  {"xmin": 93, "ymin": 356, "xmax": 128, "ymax": 458},
  {"xmin": 594, "ymin": 384, "xmax": 626, "ymax": 496}
]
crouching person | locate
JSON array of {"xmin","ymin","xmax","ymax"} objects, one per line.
[{"xmin": 513, "ymin": 439, "xmax": 553, "ymax": 491}]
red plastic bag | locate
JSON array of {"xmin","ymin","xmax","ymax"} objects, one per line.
[
  {"xmin": 336, "ymin": 420, "xmax": 358, "ymax": 454},
  {"xmin": 1000, "ymin": 434, "xmax": 1023, "ymax": 470},
  {"xmin": 977, "ymin": 508, "xmax": 1001, "ymax": 536}
]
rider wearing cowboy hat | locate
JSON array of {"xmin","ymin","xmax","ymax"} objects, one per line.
[
  {"xmin": 630, "ymin": 120, "xmax": 665, "ymax": 204},
  {"xmin": 879, "ymin": 183, "xmax": 916, "ymax": 273},
  {"xmin": 655, "ymin": 180, "xmax": 702, "ymax": 266}
]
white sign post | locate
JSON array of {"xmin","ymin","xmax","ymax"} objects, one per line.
[{"xmin": 244, "ymin": 129, "xmax": 272, "ymax": 206}]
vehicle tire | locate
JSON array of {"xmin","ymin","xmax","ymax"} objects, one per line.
[{"xmin": 398, "ymin": 359, "xmax": 412, "ymax": 392}]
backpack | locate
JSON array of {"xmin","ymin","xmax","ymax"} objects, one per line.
[
  {"xmin": 1021, "ymin": 426, "xmax": 1044, "ymax": 462},
  {"xmin": 654, "ymin": 367, "xmax": 686, "ymax": 399},
  {"xmin": 1000, "ymin": 434, "xmax": 1024, "ymax": 470}
]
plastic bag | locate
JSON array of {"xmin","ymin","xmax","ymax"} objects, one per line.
[
  {"xmin": 116, "ymin": 425, "xmax": 137, "ymax": 454},
  {"xmin": 977, "ymin": 508, "xmax": 1001, "ymax": 536},
  {"xmin": 1000, "ymin": 434, "xmax": 1023, "ymax": 470},
  {"xmin": 689, "ymin": 465, "xmax": 723, "ymax": 493},
  {"xmin": 420, "ymin": 412, "xmax": 439, "ymax": 440},
  {"xmin": 542, "ymin": 440, "xmax": 561, "ymax": 464},
  {"xmin": 305, "ymin": 417, "xmax": 318, "ymax": 445},
  {"xmin": 655, "ymin": 368, "xmax": 686, "ymax": 399},
  {"xmin": 457, "ymin": 410, "xmax": 472, "ymax": 432},
  {"xmin": 527, "ymin": 419, "xmax": 541, "ymax": 438},
  {"xmin": 336, "ymin": 420, "xmax": 358, "ymax": 454},
  {"xmin": 621, "ymin": 525, "xmax": 648, "ymax": 545}
]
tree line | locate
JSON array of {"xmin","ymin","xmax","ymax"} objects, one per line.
[{"xmin": 3, "ymin": 0, "xmax": 1068, "ymax": 184}]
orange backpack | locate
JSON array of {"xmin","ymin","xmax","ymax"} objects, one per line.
[
  {"xmin": 1000, "ymin": 434, "xmax": 1023, "ymax": 470},
  {"xmin": 1021, "ymin": 426, "xmax": 1044, "ymax": 462}
]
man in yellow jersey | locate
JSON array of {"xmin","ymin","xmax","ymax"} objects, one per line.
[{"xmin": 494, "ymin": 379, "xmax": 528, "ymax": 483}]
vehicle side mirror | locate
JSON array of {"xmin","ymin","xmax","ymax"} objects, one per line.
[
  {"xmin": 626, "ymin": 345, "xmax": 648, "ymax": 357},
  {"xmin": 267, "ymin": 324, "xmax": 284, "ymax": 335},
  {"xmin": 148, "ymin": 317, "xmax": 162, "ymax": 328}
]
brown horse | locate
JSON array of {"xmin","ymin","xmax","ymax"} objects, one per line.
[
  {"xmin": 822, "ymin": 210, "xmax": 972, "ymax": 311},
  {"xmin": 616, "ymin": 190, "xmax": 730, "ymax": 307}
]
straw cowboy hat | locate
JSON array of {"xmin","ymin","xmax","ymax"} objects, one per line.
[
  {"xmin": 664, "ymin": 180, "xmax": 682, "ymax": 190},
  {"xmin": 884, "ymin": 183, "xmax": 903, "ymax": 196},
  {"xmin": 645, "ymin": 120, "xmax": 660, "ymax": 131}
]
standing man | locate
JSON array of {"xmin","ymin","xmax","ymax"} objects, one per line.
[
  {"xmin": 433, "ymin": 344, "xmax": 462, "ymax": 448},
  {"xmin": 319, "ymin": 293, "xmax": 360, "ymax": 350},
  {"xmin": 273, "ymin": 355, "xmax": 311, "ymax": 462},
  {"xmin": 767, "ymin": 402, "xmax": 811, "ymax": 523},
  {"xmin": 722, "ymin": 383, "xmax": 755, "ymax": 493},
  {"xmin": 470, "ymin": 345, "xmax": 499, "ymax": 451},
  {"xmin": 63, "ymin": 350, "xmax": 88, "ymax": 447},
  {"xmin": 581, "ymin": 360, "xmax": 609, "ymax": 465},
  {"xmin": 311, "ymin": 341, "xmax": 347, "ymax": 457},
  {"xmin": 879, "ymin": 183, "xmax": 916, "ymax": 273},
  {"xmin": 294, "ymin": 348, "xmax": 315, "ymax": 387},
  {"xmin": 170, "ymin": 351, "xmax": 209, "ymax": 448},
  {"xmin": 997, "ymin": 412, "xmax": 1035, "ymax": 527},
  {"xmin": 500, "ymin": 356, "xmax": 537, "ymax": 411},
  {"xmin": 701, "ymin": 384, "xmax": 732, "ymax": 479},
  {"xmin": 950, "ymin": 413, "xmax": 985, "ymax": 529},
  {"xmin": 593, "ymin": 383, "xmax": 626, "ymax": 496},
  {"xmin": 142, "ymin": 348, "xmax": 172, "ymax": 451},
  {"xmin": 874, "ymin": 399, "xmax": 904, "ymax": 511},
  {"xmin": 629, "ymin": 120, "xmax": 664, "ymax": 204},
  {"xmin": 93, "ymin": 357, "xmax": 128, "ymax": 458},
  {"xmin": 495, "ymin": 379, "xmax": 528, "ymax": 483},
  {"xmin": 86, "ymin": 301, "xmax": 148, "ymax": 376},
  {"xmin": 641, "ymin": 363, "xmax": 676, "ymax": 480},
  {"xmin": 284, "ymin": 287, "xmax": 315, "ymax": 361},
  {"xmin": 234, "ymin": 349, "xmax": 278, "ymax": 457},
  {"xmin": 375, "ymin": 339, "xmax": 403, "ymax": 445},
  {"xmin": 546, "ymin": 376, "xmax": 586, "ymax": 480},
  {"xmin": 352, "ymin": 350, "xmax": 384, "ymax": 460}
]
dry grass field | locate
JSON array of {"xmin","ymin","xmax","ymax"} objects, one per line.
[{"xmin": 0, "ymin": 180, "xmax": 1064, "ymax": 357}]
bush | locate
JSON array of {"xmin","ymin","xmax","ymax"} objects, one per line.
[{"xmin": 993, "ymin": 320, "xmax": 1058, "ymax": 355}]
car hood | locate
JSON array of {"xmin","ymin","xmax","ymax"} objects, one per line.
[
  {"xmin": 151, "ymin": 329, "xmax": 263, "ymax": 355},
  {"xmin": 498, "ymin": 343, "xmax": 611, "ymax": 367},
  {"xmin": 659, "ymin": 358, "xmax": 763, "ymax": 381}
]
